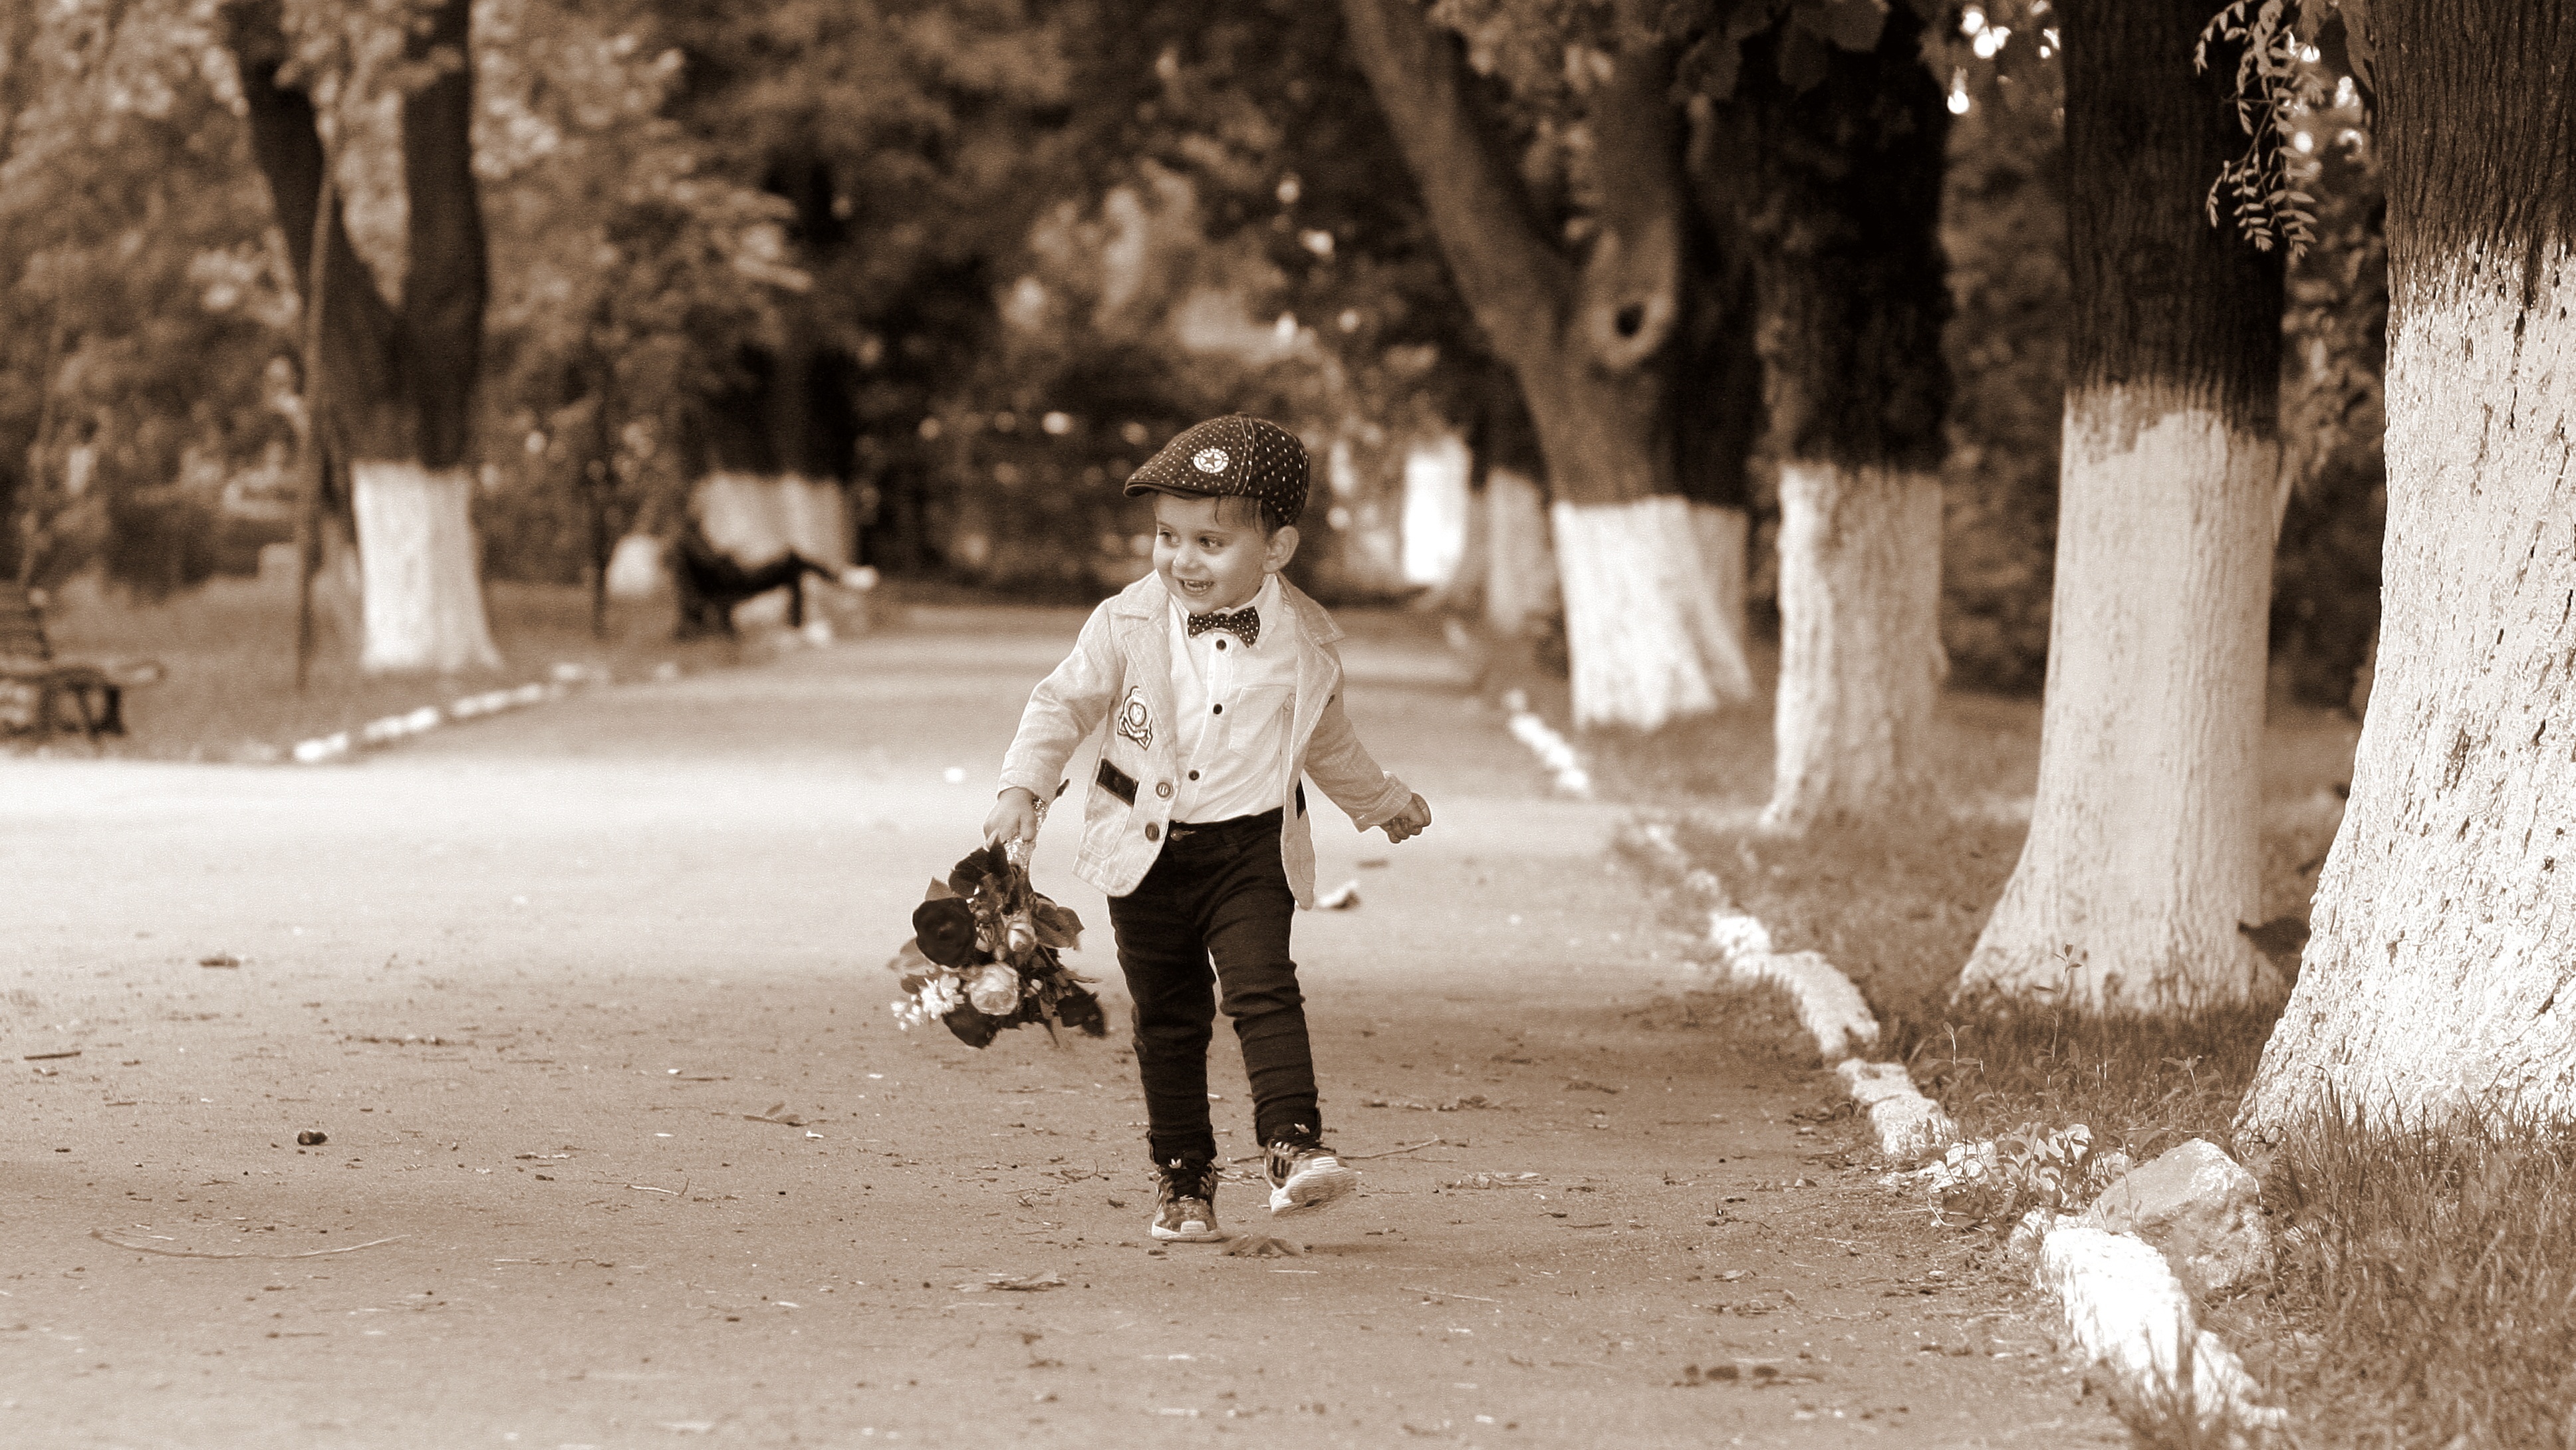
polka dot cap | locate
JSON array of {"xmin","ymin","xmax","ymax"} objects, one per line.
[{"xmin": 1120, "ymin": 414, "xmax": 1309, "ymax": 525}]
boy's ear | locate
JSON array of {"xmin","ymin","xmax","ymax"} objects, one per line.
[{"xmin": 1265, "ymin": 524, "xmax": 1301, "ymax": 572}]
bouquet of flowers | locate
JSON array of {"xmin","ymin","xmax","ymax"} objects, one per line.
[{"xmin": 888, "ymin": 838, "xmax": 1106, "ymax": 1048}]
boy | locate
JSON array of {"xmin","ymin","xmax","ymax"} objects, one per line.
[{"xmin": 985, "ymin": 414, "xmax": 1433, "ymax": 1243}]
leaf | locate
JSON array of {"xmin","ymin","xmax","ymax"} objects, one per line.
[
  {"xmin": 1032, "ymin": 899, "xmax": 1085, "ymax": 950},
  {"xmin": 888, "ymin": 938, "xmax": 934, "ymax": 975},
  {"xmin": 1791, "ymin": 0, "xmax": 1886, "ymax": 54},
  {"xmin": 925, "ymin": 878, "xmax": 960, "ymax": 902},
  {"xmin": 949, "ymin": 844, "xmax": 1009, "ymax": 898}
]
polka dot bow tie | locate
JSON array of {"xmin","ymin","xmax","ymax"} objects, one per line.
[{"xmin": 1187, "ymin": 607, "xmax": 1260, "ymax": 646}]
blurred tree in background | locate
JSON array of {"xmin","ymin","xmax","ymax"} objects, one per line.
[
  {"xmin": 1, "ymin": 0, "xmax": 293, "ymax": 596},
  {"xmin": 0, "ymin": 0, "xmax": 2388, "ymax": 702}
]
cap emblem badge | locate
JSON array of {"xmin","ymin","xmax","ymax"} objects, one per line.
[{"xmin": 1192, "ymin": 447, "xmax": 1230, "ymax": 475}]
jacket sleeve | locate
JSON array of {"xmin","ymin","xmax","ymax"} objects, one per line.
[
  {"xmin": 1302, "ymin": 665, "xmax": 1415, "ymax": 830},
  {"xmin": 997, "ymin": 601, "xmax": 1122, "ymax": 799}
]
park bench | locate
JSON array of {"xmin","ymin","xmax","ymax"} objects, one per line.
[
  {"xmin": 669, "ymin": 525, "xmax": 841, "ymax": 640},
  {"xmin": 0, "ymin": 583, "xmax": 164, "ymax": 745}
]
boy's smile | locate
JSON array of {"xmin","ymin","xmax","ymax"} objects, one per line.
[{"xmin": 1151, "ymin": 493, "xmax": 1297, "ymax": 615}]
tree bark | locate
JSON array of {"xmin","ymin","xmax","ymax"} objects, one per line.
[
  {"xmin": 1957, "ymin": 0, "xmax": 2288, "ymax": 1008},
  {"xmin": 1716, "ymin": 7, "xmax": 1953, "ymax": 827},
  {"xmin": 2241, "ymin": 2, "xmax": 2576, "ymax": 1133},
  {"xmin": 229, "ymin": 0, "xmax": 498, "ymax": 673},
  {"xmin": 1339, "ymin": 0, "xmax": 1752, "ymax": 728}
]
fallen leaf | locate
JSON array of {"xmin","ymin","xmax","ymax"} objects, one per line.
[{"xmin": 1221, "ymin": 1235, "xmax": 1306, "ymax": 1259}]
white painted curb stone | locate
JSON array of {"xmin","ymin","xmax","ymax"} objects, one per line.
[
  {"xmin": 291, "ymin": 662, "xmax": 606, "ymax": 765},
  {"xmin": 1499, "ymin": 689, "xmax": 1592, "ymax": 797},
  {"xmin": 1837, "ymin": 1060, "xmax": 1956, "ymax": 1160},
  {"xmin": 2039, "ymin": 1223, "xmax": 2285, "ymax": 1433}
]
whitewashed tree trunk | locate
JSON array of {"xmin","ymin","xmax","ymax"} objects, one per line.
[
  {"xmin": 352, "ymin": 461, "xmax": 499, "ymax": 674},
  {"xmin": 1688, "ymin": 502, "xmax": 1753, "ymax": 703},
  {"xmin": 2241, "ymin": 259, "xmax": 2576, "ymax": 1134},
  {"xmin": 694, "ymin": 471, "xmax": 850, "ymax": 569},
  {"xmin": 1761, "ymin": 463, "xmax": 1944, "ymax": 832},
  {"xmin": 1483, "ymin": 469, "xmax": 1557, "ymax": 638},
  {"xmin": 1552, "ymin": 497, "xmax": 1753, "ymax": 731},
  {"xmin": 1958, "ymin": 393, "xmax": 2287, "ymax": 1009}
]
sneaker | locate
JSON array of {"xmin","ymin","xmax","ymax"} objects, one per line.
[
  {"xmin": 1265, "ymin": 1130, "xmax": 1359, "ymax": 1217},
  {"xmin": 1150, "ymin": 1157, "xmax": 1223, "ymax": 1242}
]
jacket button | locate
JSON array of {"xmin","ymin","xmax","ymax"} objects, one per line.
[
  {"xmin": 1156, "ymin": 781, "xmax": 1172, "ymax": 798},
  {"xmin": 1145, "ymin": 823, "xmax": 1160, "ymax": 842}
]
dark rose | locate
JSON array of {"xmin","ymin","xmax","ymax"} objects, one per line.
[
  {"xmin": 948, "ymin": 844, "xmax": 1009, "ymax": 898},
  {"xmin": 911, "ymin": 897, "xmax": 983, "ymax": 967}
]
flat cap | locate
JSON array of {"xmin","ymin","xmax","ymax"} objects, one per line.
[{"xmin": 1121, "ymin": 414, "xmax": 1309, "ymax": 525}]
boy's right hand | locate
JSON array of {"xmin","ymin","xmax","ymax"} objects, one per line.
[{"xmin": 984, "ymin": 786, "xmax": 1040, "ymax": 847}]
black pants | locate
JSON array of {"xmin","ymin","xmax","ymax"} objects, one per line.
[{"xmin": 1107, "ymin": 808, "xmax": 1319, "ymax": 1165}]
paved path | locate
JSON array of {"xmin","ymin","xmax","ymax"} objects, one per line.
[{"xmin": 1, "ymin": 606, "xmax": 2118, "ymax": 1447}]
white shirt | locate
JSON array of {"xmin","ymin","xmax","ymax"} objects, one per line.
[{"xmin": 1166, "ymin": 572, "xmax": 1297, "ymax": 822}]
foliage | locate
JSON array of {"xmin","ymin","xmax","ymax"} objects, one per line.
[
  {"xmin": 472, "ymin": 0, "xmax": 805, "ymax": 582},
  {"xmin": 0, "ymin": 0, "xmax": 293, "ymax": 595},
  {"xmin": 2195, "ymin": 0, "xmax": 2340, "ymax": 259}
]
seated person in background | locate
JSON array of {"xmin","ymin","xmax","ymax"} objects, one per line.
[{"xmin": 668, "ymin": 517, "xmax": 841, "ymax": 640}]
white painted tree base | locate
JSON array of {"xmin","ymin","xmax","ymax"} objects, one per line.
[
  {"xmin": 352, "ymin": 462, "xmax": 501, "ymax": 675},
  {"xmin": 2244, "ymin": 253, "xmax": 2576, "ymax": 1132},
  {"xmin": 1551, "ymin": 496, "xmax": 1753, "ymax": 731},
  {"xmin": 1959, "ymin": 394, "xmax": 2284, "ymax": 1010},
  {"xmin": 1482, "ymin": 469, "xmax": 1558, "ymax": 638},
  {"xmin": 1763, "ymin": 463, "xmax": 1944, "ymax": 832}
]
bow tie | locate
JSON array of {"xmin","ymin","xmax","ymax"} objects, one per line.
[{"xmin": 1187, "ymin": 606, "xmax": 1260, "ymax": 646}]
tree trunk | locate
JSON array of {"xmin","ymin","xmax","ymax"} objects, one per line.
[
  {"xmin": 1961, "ymin": 401, "xmax": 2283, "ymax": 1005},
  {"xmin": 229, "ymin": 0, "xmax": 498, "ymax": 675},
  {"xmin": 1483, "ymin": 467, "xmax": 1556, "ymax": 638},
  {"xmin": 1957, "ymin": 0, "xmax": 2289, "ymax": 1008},
  {"xmin": 1553, "ymin": 496, "xmax": 1756, "ymax": 729},
  {"xmin": 2241, "ymin": 3, "xmax": 2576, "ymax": 1133},
  {"xmin": 352, "ymin": 463, "xmax": 501, "ymax": 673},
  {"xmin": 1718, "ymin": 8, "xmax": 1953, "ymax": 828},
  {"xmin": 1762, "ymin": 465, "xmax": 1944, "ymax": 831},
  {"xmin": 1338, "ymin": 0, "xmax": 1752, "ymax": 727}
]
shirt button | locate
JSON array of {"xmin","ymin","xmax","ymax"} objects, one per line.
[
  {"xmin": 1145, "ymin": 823, "xmax": 1160, "ymax": 842},
  {"xmin": 1188, "ymin": 770, "xmax": 1200, "ymax": 781},
  {"xmin": 1212, "ymin": 703, "xmax": 1223, "ymax": 714},
  {"xmin": 1156, "ymin": 781, "xmax": 1172, "ymax": 798},
  {"xmin": 1216, "ymin": 638, "xmax": 1227, "ymax": 650}
]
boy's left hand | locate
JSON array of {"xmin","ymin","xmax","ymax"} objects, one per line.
[{"xmin": 1381, "ymin": 793, "xmax": 1432, "ymax": 844}]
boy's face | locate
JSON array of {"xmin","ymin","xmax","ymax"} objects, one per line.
[{"xmin": 1151, "ymin": 493, "xmax": 1297, "ymax": 614}]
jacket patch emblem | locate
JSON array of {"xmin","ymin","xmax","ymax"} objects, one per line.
[
  {"xmin": 1096, "ymin": 759, "xmax": 1139, "ymax": 806},
  {"xmin": 1114, "ymin": 685, "xmax": 1154, "ymax": 751}
]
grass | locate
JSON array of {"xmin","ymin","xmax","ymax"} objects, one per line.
[
  {"xmin": 2221, "ymin": 1110, "xmax": 2576, "ymax": 1449},
  {"xmin": 18, "ymin": 572, "xmax": 862, "ymax": 762}
]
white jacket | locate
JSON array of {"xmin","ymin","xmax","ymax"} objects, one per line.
[{"xmin": 997, "ymin": 572, "xmax": 1414, "ymax": 907}]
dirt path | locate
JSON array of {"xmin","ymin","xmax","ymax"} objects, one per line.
[{"xmin": 0, "ymin": 607, "xmax": 2121, "ymax": 1447}]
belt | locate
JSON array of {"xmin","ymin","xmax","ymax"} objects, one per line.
[{"xmin": 1165, "ymin": 807, "xmax": 1283, "ymax": 843}]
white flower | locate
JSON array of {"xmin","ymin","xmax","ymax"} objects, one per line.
[{"xmin": 967, "ymin": 963, "xmax": 1021, "ymax": 1016}]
